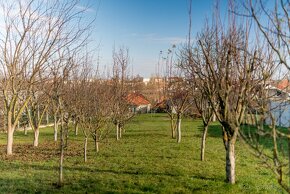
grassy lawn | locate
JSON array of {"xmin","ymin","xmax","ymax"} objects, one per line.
[{"xmin": 0, "ymin": 113, "xmax": 285, "ymax": 193}]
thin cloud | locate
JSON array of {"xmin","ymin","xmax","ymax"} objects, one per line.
[
  {"xmin": 129, "ymin": 33, "xmax": 186, "ymax": 45},
  {"xmin": 75, "ymin": 5, "xmax": 95, "ymax": 13},
  {"xmin": 149, "ymin": 36, "xmax": 186, "ymax": 44}
]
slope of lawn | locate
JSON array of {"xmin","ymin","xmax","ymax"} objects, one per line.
[{"xmin": 0, "ymin": 113, "xmax": 285, "ymax": 193}]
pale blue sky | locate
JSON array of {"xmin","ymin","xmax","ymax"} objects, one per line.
[{"xmin": 83, "ymin": 0, "xmax": 227, "ymax": 77}]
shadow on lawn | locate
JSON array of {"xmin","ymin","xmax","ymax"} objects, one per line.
[
  {"xmin": 0, "ymin": 174, "xmax": 224, "ymax": 194},
  {"xmin": 198, "ymin": 123, "xmax": 288, "ymax": 152},
  {"xmin": 195, "ymin": 124, "xmax": 222, "ymax": 138},
  {"xmin": 0, "ymin": 149, "xmax": 227, "ymax": 192},
  {"xmin": 191, "ymin": 174, "xmax": 224, "ymax": 182},
  {"xmin": 15, "ymin": 161, "xmax": 183, "ymax": 178},
  {"xmin": 125, "ymin": 132, "xmax": 168, "ymax": 138}
]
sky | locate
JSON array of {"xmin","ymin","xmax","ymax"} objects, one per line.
[
  {"xmin": 0, "ymin": 0, "xmax": 226, "ymax": 78},
  {"xmin": 83, "ymin": 0, "xmax": 227, "ymax": 78}
]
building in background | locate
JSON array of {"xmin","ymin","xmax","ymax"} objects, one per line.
[{"xmin": 127, "ymin": 93, "xmax": 151, "ymax": 113}]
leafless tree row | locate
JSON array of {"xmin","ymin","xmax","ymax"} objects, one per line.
[
  {"xmin": 0, "ymin": 0, "xmax": 137, "ymax": 187},
  {"xmin": 174, "ymin": 0, "xmax": 290, "ymax": 192}
]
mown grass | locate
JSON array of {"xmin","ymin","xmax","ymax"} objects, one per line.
[{"xmin": 0, "ymin": 113, "xmax": 285, "ymax": 193}]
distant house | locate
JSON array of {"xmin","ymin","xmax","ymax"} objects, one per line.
[
  {"xmin": 265, "ymin": 82, "xmax": 290, "ymax": 127},
  {"xmin": 153, "ymin": 100, "xmax": 167, "ymax": 113},
  {"xmin": 277, "ymin": 79, "xmax": 290, "ymax": 91},
  {"xmin": 127, "ymin": 93, "xmax": 151, "ymax": 113}
]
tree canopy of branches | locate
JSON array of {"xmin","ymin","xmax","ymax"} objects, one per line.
[
  {"xmin": 0, "ymin": 0, "xmax": 91, "ymax": 155},
  {"xmin": 182, "ymin": 7, "xmax": 276, "ymax": 183},
  {"xmin": 110, "ymin": 47, "xmax": 134, "ymax": 141},
  {"xmin": 162, "ymin": 45, "xmax": 192, "ymax": 143},
  {"xmin": 239, "ymin": 1, "xmax": 290, "ymax": 191}
]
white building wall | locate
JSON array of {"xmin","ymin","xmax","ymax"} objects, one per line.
[{"xmin": 265, "ymin": 101, "xmax": 290, "ymax": 127}]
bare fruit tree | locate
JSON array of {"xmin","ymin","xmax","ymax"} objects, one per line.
[
  {"xmin": 163, "ymin": 45, "xmax": 192, "ymax": 143},
  {"xmin": 184, "ymin": 8, "xmax": 274, "ymax": 183},
  {"xmin": 247, "ymin": 0, "xmax": 290, "ymax": 71},
  {"xmin": 26, "ymin": 83, "xmax": 50, "ymax": 147},
  {"xmin": 89, "ymin": 80, "xmax": 113, "ymax": 153},
  {"xmin": 110, "ymin": 47, "xmax": 134, "ymax": 141},
  {"xmin": 238, "ymin": 1, "xmax": 290, "ymax": 191},
  {"xmin": 165, "ymin": 76, "xmax": 191, "ymax": 143},
  {"xmin": 51, "ymin": 55, "xmax": 80, "ymax": 187},
  {"xmin": 179, "ymin": 42, "xmax": 216, "ymax": 161},
  {"xmin": 0, "ymin": 0, "xmax": 92, "ymax": 155}
]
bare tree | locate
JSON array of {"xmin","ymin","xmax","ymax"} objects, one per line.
[
  {"xmin": 247, "ymin": 0, "xmax": 290, "ymax": 70},
  {"xmin": 77, "ymin": 79, "xmax": 112, "ymax": 160},
  {"xmin": 166, "ymin": 77, "xmax": 191, "ymax": 143},
  {"xmin": 52, "ymin": 55, "xmax": 78, "ymax": 187},
  {"xmin": 0, "ymin": 0, "xmax": 92, "ymax": 155},
  {"xmin": 89, "ymin": 80, "xmax": 113, "ymax": 153},
  {"xmin": 162, "ymin": 45, "xmax": 192, "ymax": 143},
  {"xmin": 162, "ymin": 47, "xmax": 177, "ymax": 139},
  {"xmin": 65, "ymin": 52, "xmax": 114, "ymax": 162},
  {"xmin": 179, "ymin": 40, "xmax": 216, "ymax": 161},
  {"xmin": 183, "ymin": 7, "xmax": 274, "ymax": 182},
  {"xmin": 110, "ymin": 47, "xmax": 134, "ymax": 141},
  {"xmin": 26, "ymin": 83, "xmax": 50, "ymax": 147},
  {"xmin": 240, "ymin": 83, "xmax": 290, "ymax": 192},
  {"xmin": 234, "ymin": 1, "xmax": 290, "ymax": 191},
  {"xmin": 195, "ymin": 91, "xmax": 214, "ymax": 161}
]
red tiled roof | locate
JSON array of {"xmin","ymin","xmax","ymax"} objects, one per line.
[
  {"xmin": 277, "ymin": 79, "xmax": 290, "ymax": 90},
  {"xmin": 154, "ymin": 100, "xmax": 167, "ymax": 109},
  {"xmin": 127, "ymin": 93, "xmax": 150, "ymax": 106}
]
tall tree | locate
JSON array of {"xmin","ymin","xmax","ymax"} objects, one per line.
[
  {"xmin": 194, "ymin": 91, "xmax": 214, "ymax": 161},
  {"xmin": 0, "ymin": 0, "xmax": 91, "ymax": 155},
  {"xmin": 248, "ymin": 0, "xmax": 290, "ymax": 70},
  {"xmin": 110, "ymin": 47, "xmax": 134, "ymax": 141},
  {"xmin": 184, "ymin": 10, "xmax": 272, "ymax": 183},
  {"xmin": 163, "ymin": 45, "xmax": 192, "ymax": 143},
  {"xmin": 26, "ymin": 83, "xmax": 50, "ymax": 147},
  {"xmin": 241, "ymin": 1, "xmax": 290, "ymax": 191}
]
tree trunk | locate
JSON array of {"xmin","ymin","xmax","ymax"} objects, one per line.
[
  {"xmin": 222, "ymin": 127, "xmax": 236, "ymax": 184},
  {"xmin": 95, "ymin": 130, "xmax": 99, "ymax": 153},
  {"xmin": 58, "ymin": 115, "xmax": 64, "ymax": 187},
  {"xmin": 74, "ymin": 122, "xmax": 78, "ymax": 136},
  {"xmin": 226, "ymin": 141, "xmax": 236, "ymax": 184},
  {"xmin": 33, "ymin": 127, "xmax": 40, "ymax": 147},
  {"xmin": 176, "ymin": 114, "xmax": 181, "ymax": 143},
  {"xmin": 212, "ymin": 113, "xmax": 216, "ymax": 122},
  {"xmin": 201, "ymin": 124, "xmax": 208, "ymax": 161},
  {"xmin": 171, "ymin": 117, "xmax": 176, "ymax": 138},
  {"xmin": 95, "ymin": 141, "xmax": 99, "ymax": 153},
  {"xmin": 116, "ymin": 121, "xmax": 119, "ymax": 141},
  {"xmin": 65, "ymin": 126, "xmax": 68, "ymax": 148},
  {"xmin": 46, "ymin": 111, "xmax": 49, "ymax": 125},
  {"xmin": 24, "ymin": 125, "xmax": 27, "ymax": 135},
  {"xmin": 119, "ymin": 124, "xmax": 122, "ymax": 139},
  {"xmin": 3, "ymin": 114, "xmax": 6, "ymax": 132},
  {"xmin": 54, "ymin": 114, "xmax": 58, "ymax": 141},
  {"xmin": 7, "ymin": 112, "xmax": 14, "ymax": 155},
  {"xmin": 84, "ymin": 137, "xmax": 87, "ymax": 162},
  {"xmin": 7, "ymin": 126, "xmax": 14, "ymax": 155}
]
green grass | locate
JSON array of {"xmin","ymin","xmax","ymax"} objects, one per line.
[{"xmin": 0, "ymin": 113, "xmax": 285, "ymax": 193}]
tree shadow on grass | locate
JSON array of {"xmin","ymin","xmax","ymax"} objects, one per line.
[
  {"xmin": 10, "ymin": 161, "xmax": 183, "ymax": 178},
  {"xmin": 0, "ymin": 174, "xmax": 225, "ymax": 194},
  {"xmin": 30, "ymin": 160, "xmax": 225, "ymax": 180},
  {"xmin": 124, "ymin": 132, "xmax": 168, "ymax": 138},
  {"xmin": 0, "ymin": 154, "xmax": 227, "ymax": 193},
  {"xmin": 191, "ymin": 174, "xmax": 224, "ymax": 182},
  {"xmin": 194, "ymin": 124, "xmax": 222, "ymax": 138},
  {"xmin": 207, "ymin": 124, "xmax": 223, "ymax": 138},
  {"xmin": 240, "ymin": 124, "xmax": 288, "ymax": 152}
]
